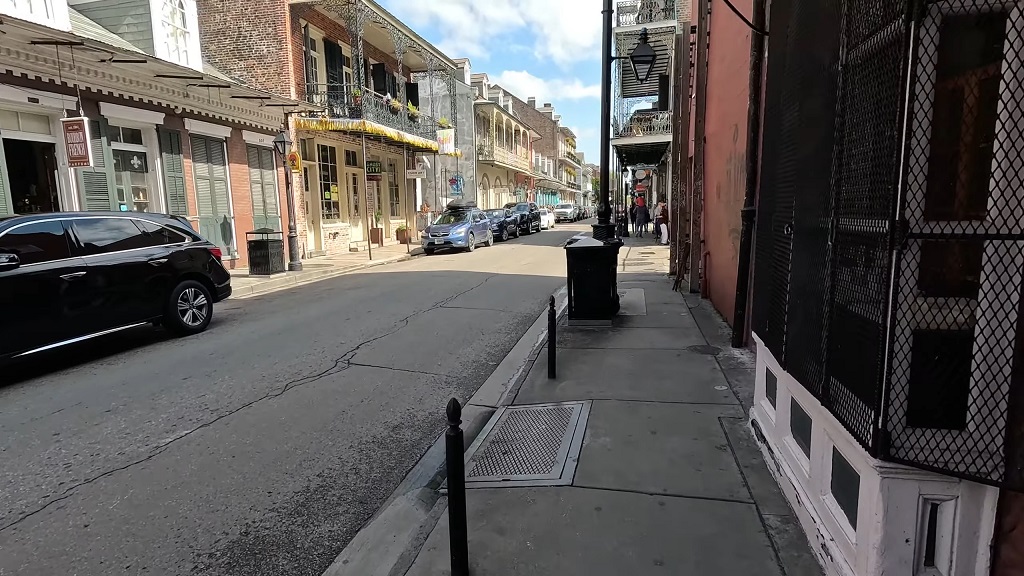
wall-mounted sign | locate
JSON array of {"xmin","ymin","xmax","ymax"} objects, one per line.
[
  {"xmin": 287, "ymin": 151, "xmax": 301, "ymax": 172},
  {"xmin": 407, "ymin": 168, "xmax": 426, "ymax": 179},
  {"xmin": 365, "ymin": 160, "xmax": 383, "ymax": 182},
  {"xmin": 61, "ymin": 117, "xmax": 92, "ymax": 168},
  {"xmin": 448, "ymin": 173, "xmax": 464, "ymax": 197}
]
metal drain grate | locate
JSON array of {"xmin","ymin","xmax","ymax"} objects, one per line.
[{"xmin": 462, "ymin": 401, "xmax": 591, "ymax": 488}]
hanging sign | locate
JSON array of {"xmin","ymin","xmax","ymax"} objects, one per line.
[
  {"xmin": 287, "ymin": 151, "xmax": 301, "ymax": 172},
  {"xmin": 436, "ymin": 129, "xmax": 455, "ymax": 155},
  {"xmin": 448, "ymin": 173, "xmax": 464, "ymax": 197},
  {"xmin": 365, "ymin": 160, "xmax": 383, "ymax": 182},
  {"xmin": 61, "ymin": 117, "xmax": 93, "ymax": 168},
  {"xmin": 407, "ymin": 168, "xmax": 426, "ymax": 179}
]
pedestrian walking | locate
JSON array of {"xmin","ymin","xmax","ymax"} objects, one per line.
[
  {"xmin": 635, "ymin": 201, "xmax": 650, "ymax": 238},
  {"xmin": 629, "ymin": 200, "xmax": 637, "ymax": 234},
  {"xmin": 655, "ymin": 201, "xmax": 669, "ymax": 245}
]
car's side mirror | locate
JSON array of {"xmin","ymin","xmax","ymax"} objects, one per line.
[{"xmin": 0, "ymin": 252, "xmax": 20, "ymax": 272}]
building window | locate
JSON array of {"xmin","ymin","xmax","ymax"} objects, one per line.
[
  {"xmin": 830, "ymin": 447, "xmax": 860, "ymax": 530},
  {"xmin": 111, "ymin": 150, "xmax": 150, "ymax": 212},
  {"xmin": 348, "ymin": 172, "xmax": 360, "ymax": 219},
  {"xmin": 790, "ymin": 398, "xmax": 812, "ymax": 459},
  {"xmin": 765, "ymin": 367, "xmax": 777, "ymax": 409},
  {"xmin": 387, "ymin": 159, "xmax": 400, "ymax": 218},
  {"xmin": 317, "ymin": 144, "xmax": 341, "ymax": 220},
  {"xmin": 304, "ymin": 26, "xmax": 322, "ymax": 96},
  {"xmin": 345, "ymin": 149, "xmax": 358, "ymax": 167},
  {"xmin": 161, "ymin": 0, "xmax": 190, "ymax": 66},
  {"xmin": 108, "ymin": 125, "xmax": 144, "ymax": 146}
]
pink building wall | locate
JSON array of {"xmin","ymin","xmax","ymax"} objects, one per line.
[{"xmin": 700, "ymin": 0, "xmax": 752, "ymax": 325}]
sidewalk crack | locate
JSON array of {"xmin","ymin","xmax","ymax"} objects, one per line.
[{"xmin": 0, "ymin": 273, "xmax": 498, "ymax": 534}]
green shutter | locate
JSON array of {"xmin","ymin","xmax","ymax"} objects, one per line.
[
  {"xmin": 248, "ymin": 145, "xmax": 281, "ymax": 231},
  {"xmin": 0, "ymin": 141, "xmax": 12, "ymax": 216},
  {"xmin": 260, "ymin": 148, "xmax": 281, "ymax": 231},
  {"xmin": 76, "ymin": 119, "xmax": 117, "ymax": 211},
  {"xmin": 159, "ymin": 128, "xmax": 188, "ymax": 215},
  {"xmin": 247, "ymin": 145, "xmax": 267, "ymax": 230},
  {"xmin": 190, "ymin": 134, "xmax": 234, "ymax": 253}
]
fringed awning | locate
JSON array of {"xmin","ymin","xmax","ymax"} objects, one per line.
[{"xmin": 294, "ymin": 117, "xmax": 439, "ymax": 152}]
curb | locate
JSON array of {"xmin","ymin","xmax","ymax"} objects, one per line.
[
  {"xmin": 320, "ymin": 285, "xmax": 569, "ymax": 576},
  {"xmin": 231, "ymin": 251, "xmax": 422, "ymax": 300}
]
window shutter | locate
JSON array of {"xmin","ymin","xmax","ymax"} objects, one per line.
[
  {"xmin": 260, "ymin": 148, "xmax": 280, "ymax": 230},
  {"xmin": 159, "ymin": 128, "xmax": 188, "ymax": 215},
  {"xmin": 372, "ymin": 63, "xmax": 387, "ymax": 94},
  {"xmin": 76, "ymin": 118, "xmax": 117, "ymax": 211},
  {"xmin": 247, "ymin": 145, "xmax": 266, "ymax": 229},
  {"xmin": 324, "ymin": 40, "xmax": 343, "ymax": 87},
  {"xmin": 0, "ymin": 141, "xmax": 11, "ymax": 216}
]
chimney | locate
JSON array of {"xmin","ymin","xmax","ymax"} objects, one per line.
[
  {"xmin": 528, "ymin": 97, "xmax": 537, "ymax": 107},
  {"xmin": 543, "ymin": 103, "xmax": 552, "ymax": 108}
]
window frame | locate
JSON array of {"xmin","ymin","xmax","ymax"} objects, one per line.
[
  {"xmin": 387, "ymin": 158, "xmax": 401, "ymax": 218},
  {"xmin": 161, "ymin": 0, "xmax": 190, "ymax": 67},
  {"xmin": 317, "ymin": 144, "xmax": 342, "ymax": 221}
]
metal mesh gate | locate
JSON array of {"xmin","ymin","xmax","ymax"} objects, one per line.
[{"xmin": 754, "ymin": 0, "xmax": 1024, "ymax": 488}]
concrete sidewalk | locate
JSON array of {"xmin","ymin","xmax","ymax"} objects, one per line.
[
  {"xmin": 401, "ymin": 237, "xmax": 821, "ymax": 576},
  {"xmin": 227, "ymin": 243, "xmax": 421, "ymax": 298}
]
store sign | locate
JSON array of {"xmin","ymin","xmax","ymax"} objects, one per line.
[
  {"xmin": 436, "ymin": 129, "xmax": 455, "ymax": 155},
  {"xmin": 61, "ymin": 117, "xmax": 92, "ymax": 168},
  {"xmin": 407, "ymin": 168, "xmax": 426, "ymax": 179},
  {"xmin": 287, "ymin": 151, "xmax": 301, "ymax": 172},
  {"xmin": 365, "ymin": 160, "xmax": 383, "ymax": 182}
]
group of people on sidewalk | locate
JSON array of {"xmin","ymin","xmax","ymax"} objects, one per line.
[{"xmin": 628, "ymin": 196, "xmax": 670, "ymax": 245}]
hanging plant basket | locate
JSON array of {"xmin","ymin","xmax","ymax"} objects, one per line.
[{"xmin": 389, "ymin": 101, "xmax": 402, "ymax": 114}]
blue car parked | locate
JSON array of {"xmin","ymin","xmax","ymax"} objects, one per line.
[{"xmin": 421, "ymin": 200, "xmax": 494, "ymax": 254}]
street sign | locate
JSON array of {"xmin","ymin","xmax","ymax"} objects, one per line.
[{"xmin": 366, "ymin": 160, "xmax": 383, "ymax": 182}]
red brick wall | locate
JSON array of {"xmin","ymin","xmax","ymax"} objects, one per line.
[
  {"xmin": 701, "ymin": 0, "xmax": 753, "ymax": 325},
  {"xmin": 196, "ymin": 0, "xmax": 292, "ymax": 97},
  {"xmin": 509, "ymin": 97, "xmax": 558, "ymax": 159},
  {"xmin": 290, "ymin": 5, "xmax": 412, "ymax": 100}
]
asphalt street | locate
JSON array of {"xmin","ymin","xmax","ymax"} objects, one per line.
[{"xmin": 0, "ymin": 222, "xmax": 585, "ymax": 576}]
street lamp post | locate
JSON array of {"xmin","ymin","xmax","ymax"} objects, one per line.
[{"xmin": 273, "ymin": 131, "xmax": 303, "ymax": 272}]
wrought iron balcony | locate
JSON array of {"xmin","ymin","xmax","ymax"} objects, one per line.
[
  {"xmin": 613, "ymin": 110, "xmax": 673, "ymax": 138},
  {"xmin": 304, "ymin": 83, "xmax": 439, "ymax": 141},
  {"xmin": 478, "ymin": 142, "xmax": 531, "ymax": 172},
  {"xmin": 560, "ymin": 150, "xmax": 582, "ymax": 166},
  {"xmin": 616, "ymin": 0, "xmax": 675, "ymax": 27}
]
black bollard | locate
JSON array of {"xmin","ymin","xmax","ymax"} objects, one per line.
[
  {"xmin": 446, "ymin": 398, "xmax": 469, "ymax": 576},
  {"xmin": 547, "ymin": 295, "xmax": 556, "ymax": 379}
]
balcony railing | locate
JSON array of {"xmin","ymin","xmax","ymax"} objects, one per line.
[
  {"xmin": 478, "ymin": 142, "xmax": 531, "ymax": 172},
  {"xmin": 305, "ymin": 83, "xmax": 439, "ymax": 141},
  {"xmin": 561, "ymin": 150, "xmax": 581, "ymax": 166},
  {"xmin": 613, "ymin": 110, "xmax": 673, "ymax": 138},
  {"xmin": 616, "ymin": 0, "xmax": 675, "ymax": 27},
  {"xmin": 564, "ymin": 181, "xmax": 581, "ymax": 191}
]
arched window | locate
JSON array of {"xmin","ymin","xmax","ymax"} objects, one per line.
[{"xmin": 162, "ymin": 0, "xmax": 189, "ymax": 66}]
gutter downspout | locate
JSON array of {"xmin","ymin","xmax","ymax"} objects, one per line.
[{"xmin": 730, "ymin": 0, "xmax": 768, "ymax": 348}]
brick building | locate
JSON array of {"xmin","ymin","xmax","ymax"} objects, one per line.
[
  {"xmin": 0, "ymin": 0, "xmax": 304, "ymax": 269},
  {"xmin": 506, "ymin": 95, "xmax": 576, "ymax": 204},
  {"xmin": 198, "ymin": 0, "xmax": 461, "ymax": 257}
]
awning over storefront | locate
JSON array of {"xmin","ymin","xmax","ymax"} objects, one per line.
[{"xmin": 294, "ymin": 117, "xmax": 439, "ymax": 152}]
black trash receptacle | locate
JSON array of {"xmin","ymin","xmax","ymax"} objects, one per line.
[
  {"xmin": 565, "ymin": 236, "xmax": 622, "ymax": 322},
  {"xmin": 247, "ymin": 229, "xmax": 286, "ymax": 276}
]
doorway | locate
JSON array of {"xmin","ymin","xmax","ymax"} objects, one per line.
[{"xmin": 4, "ymin": 139, "xmax": 59, "ymax": 213}]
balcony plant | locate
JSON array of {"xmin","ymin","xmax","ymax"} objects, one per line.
[
  {"xmin": 438, "ymin": 117, "xmax": 451, "ymax": 129},
  {"xmin": 407, "ymin": 102, "xmax": 420, "ymax": 122},
  {"xmin": 396, "ymin": 223, "xmax": 412, "ymax": 244},
  {"xmin": 351, "ymin": 88, "xmax": 363, "ymax": 105},
  {"xmin": 388, "ymin": 96, "xmax": 402, "ymax": 114}
]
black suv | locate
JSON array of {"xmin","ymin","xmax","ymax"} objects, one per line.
[
  {"xmin": 503, "ymin": 202, "xmax": 542, "ymax": 235},
  {"xmin": 0, "ymin": 212, "xmax": 232, "ymax": 362}
]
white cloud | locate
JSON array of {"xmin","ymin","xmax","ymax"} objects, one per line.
[
  {"xmin": 384, "ymin": 0, "xmax": 601, "ymax": 67},
  {"xmin": 491, "ymin": 70, "xmax": 600, "ymax": 103}
]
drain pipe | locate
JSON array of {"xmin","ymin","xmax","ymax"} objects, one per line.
[{"xmin": 730, "ymin": 0, "xmax": 768, "ymax": 348}]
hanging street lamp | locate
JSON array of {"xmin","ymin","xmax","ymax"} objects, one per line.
[{"xmin": 273, "ymin": 131, "xmax": 303, "ymax": 272}]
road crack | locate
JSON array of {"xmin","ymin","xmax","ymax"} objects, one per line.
[{"xmin": 0, "ymin": 274, "xmax": 498, "ymax": 533}]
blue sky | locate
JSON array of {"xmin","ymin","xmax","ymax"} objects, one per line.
[{"xmin": 380, "ymin": 0, "xmax": 603, "ymax": 163}]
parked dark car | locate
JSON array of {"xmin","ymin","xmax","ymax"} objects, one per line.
[
  {"xmin": 484, "ymin": 208, "xmax": 520, "ymax": 241},
  {"xmin": 503, "ymin": 202, "xmax": 542, "ymax": 235},
  {"xmin": 421, "ymin": 200, "xmax": 494, "ymax": 253},
  {"xmin": 0, "ymin": 212, "xmax": 232, "ymax": 362}
]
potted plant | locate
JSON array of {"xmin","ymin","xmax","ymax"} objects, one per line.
[
  {"xmin": 438, "ymin": 117, "xmax": 451, "ymax": 129},
  {"xmin": 351, "ymin": 88, "xmax": 363, "ymax": 105},
  {"xmin": 407, "ymin": 102, "xmax": 420, "ymax": 122},
  {"xmin": 396, "ymin": 223, "xmax": 412, "ymax": 244},
  {"xmin": 369, "ymin": 210, "xmax": 385, "ymax": 246},
  {"xmin": 388, "ymin": 96, "xmax": 402, "ymax": 114}
]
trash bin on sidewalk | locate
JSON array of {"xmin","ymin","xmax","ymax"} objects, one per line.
[
  {"xmin": 565, "ymin": 236, "xmax": 622, "ymax": 323},
  {"xmin": 246, "ymin": 229, "xmax": 286, "ymax": 276}
]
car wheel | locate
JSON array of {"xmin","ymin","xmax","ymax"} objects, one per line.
[
  {"xmin": 501, "ymin": 228, "xmax": 509, "ymax": 241},
  {"xmin": 466, "ymin": 232, "xmax": 476, "ymax": 252},
  {"xmin": 164, "ymin": 280, "xmax": 213, "ymax": 336},
  {"xmin": 486, "ymin": 231, "xmax": 494, "ymax": 247}
]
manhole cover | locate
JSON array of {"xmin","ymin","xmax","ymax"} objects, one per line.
[{"xmin": 462, "ymin": 401, "xmax": 591, "ymax": 488}]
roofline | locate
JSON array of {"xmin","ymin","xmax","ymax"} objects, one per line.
[{"xmin": 361, "ymin": 0, "xmax": 458, "ymax": 71}]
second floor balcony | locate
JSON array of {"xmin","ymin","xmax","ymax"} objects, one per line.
[
  {"xmin": 616, "ymin": 0, "xmax": 675, "ymax": 27},
  {"xmin": 304, "ymin": 82, "xmax": 441, "ymax": 147},
  {"xmin": 478, "ymin": 142, "xmax": 532, "ymax": 173},
  {"xmin": 560, "ymin": 150, "xmax": 582, "ymax": 166},
  {"xmin": 613, "ymin": 110, "xmax": 672, "ymax": 139}
]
